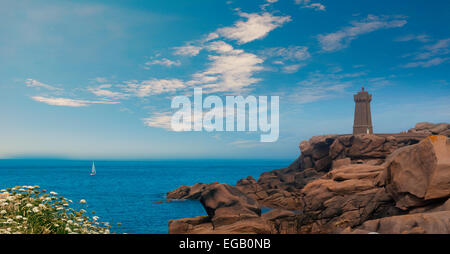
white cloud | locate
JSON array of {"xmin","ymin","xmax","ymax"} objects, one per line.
[
  {"xmin": 31, "ymin": 96, "xmax": 119, "ymax": 107},
  {"xmin": 416, "ymin": 38, "xmax": 450, "ymax": 60},
  {"xmin": 142, "ymin": 112, "xmax": 174, "ymax": 130},
  {"xmin": 173, "ymin": 45, "xmax": 202, "ymax": 56},
  {"xmin": 88, "ymin": 84, "xmax": 129, "ymax": 99},
  {"xmin": 401, "ymin": 38, "xmax": 450, "ymax": 68},
  {"xmin": 318, "ymin": 15, "xmax": 407, "ymax": 52},
  {"xmin": 263, "ymin": 46, "xmax": 310, "ymax": 61},
  {"xmin": 217, "ymin": 12, "xmax": 291, "ymax": 44},
  {"xmin": 282, "ymin": 64, "xmax": 305, "ymax": 73},
  {"xmin": 124, "ymin": 79, "xmax": 185, "ymax": 97},
  {"xmin": 25, "ymin": 79, "xmax": 62, "ymax": 91},
  {"xmin": 188, "ymin": 42, "xmax": 264, "ymax": 93},
  {"xmin": 145, "ymin": 58, "xmax": 181, "ymax": 67},
  {"xmin": 142, "ymin": 112, "xmax": 200, "ymax": 131},
  {"xmin": 93, "ymin": 77, "xmax": 108, "ymax": 83},
  {"xmin": 395, "ymin": 34, "xmax": 430, "ymax": 43},
  {"xmin": 206, "ymin": 40, "xmax": 238, "ymax": 54},
  {"xmin": 295, "ymin": 0, "xmax": 326, "ymax": 11},
  {"xmin": 402, "ymin": 57, "xmax": 449, "ymax": 68},
  {"xmin": 261, "ymin": 46, "xmax": 310, "ymax": 73}
]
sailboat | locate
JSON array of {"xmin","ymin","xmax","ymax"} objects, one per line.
[{"xmin": 90, "ymin": 161, "xmax": 96, "ymax": 176}]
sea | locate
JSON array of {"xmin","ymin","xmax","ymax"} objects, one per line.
[{"xmin": 0, "ymin": 159, "xmax": 292, "ymax": 234}]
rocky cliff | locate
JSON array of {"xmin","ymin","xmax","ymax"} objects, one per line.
[{"xmin": 167, "ymin": 122, "xmax": 450, "ymax": 234}]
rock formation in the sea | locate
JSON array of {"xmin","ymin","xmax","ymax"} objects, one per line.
[{"xmin": 167, "ymin": 122, "xmax": 450, "ymax": 234}]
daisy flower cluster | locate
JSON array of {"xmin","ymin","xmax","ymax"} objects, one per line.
[{"xmin": 0, "ymin": 185, "xmax": 111, "ymax": 234}]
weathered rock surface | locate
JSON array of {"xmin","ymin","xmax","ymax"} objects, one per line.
[
  {"xmin": 168, "ymin": 183, "xmax": 272, "ymax": 233},
  {"xmin": 300, "ymin": 133, "xmax": 425, "ymax": 173},
  {"xmin": 297, "ymin": 164, "xmax": 402, "ymax": 233},
  {"xmin": 343, "ymin": 211, "xmax": 450, "ymax": 234},
  {"xmin": 381, "ymin": 135, "xmax": 450, "ymax": 209},
  {"xmin": 166, "ymin": 183, "xmax": 209, "ymax": 200},
  {"xmin": 167, "ymin": 123, "xmax": 450, "ymax": 234},
  {"xmin": 408, "ymin": 122, "xmax": 450, "ymax": 137}
]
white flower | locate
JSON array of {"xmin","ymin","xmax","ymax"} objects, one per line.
[
  {"xmin": 15, "ymin": 215, "xmax": 23, "ymax": 220},
  {"xmin": 65, "ymin": 227, "xmax": 72, "ymax": 233},
  {"xmin": 26, "ymin": 203, "xmax": 33, "ymax": 208},
  {"xmin": 56, "ymin": 207, "xmax": 63, "ymax": 211},
  {"xmin": 0, "ymin": 210, "xmax": 6, "ymax": 215},
  {"xmin": 79, "ymin": 199, "xmax": 87, "ymax": 204},
  {"xmin": 50, "ymin": 191, "xmax": 58, "ymax": 195},
  {"xmin": 32, "ymin": 207, "xmax": 40, "ymax": 213},
  {"xmin": 92, "ymin": 216, "xmax": 99, "ymax": 221},
  {"xmin": 67, "ymin": 220, "xmax": 73, "ymax": 224}
]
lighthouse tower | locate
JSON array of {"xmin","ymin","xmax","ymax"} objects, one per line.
[{"xmin": 353, "ymin": 86, "xmax": 373, "ymax": 135}]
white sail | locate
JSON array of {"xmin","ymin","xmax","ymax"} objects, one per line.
[{"xmin": 91, "ymin": 161, "xmax": 96, "ymax": 175}]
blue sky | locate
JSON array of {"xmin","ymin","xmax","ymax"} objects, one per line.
[{"xmin": 0, "ymin": 0, "xmax": 449, "ymax": 160}]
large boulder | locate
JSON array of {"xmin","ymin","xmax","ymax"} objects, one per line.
[
  {"xmin": 298, "ymin": 164, "xmax": 401, "ymax": 233},
  {"xmin": 168, "ymin": 183, "xmax": 270, "ymax": 234},
  {"xmin": 166, "ymin": 183, "xmax": 209, "ymax": 200},
  {"xmin": 199, "ymin": 183, "xmax": 261, "ymax": 227},
  {"xmin": 343, "ymin": 211, "xmax": 450, "ymax": 234},
  {"xmin": 382, "ymin": 135, "xmax": 450, "ymax": 209},
  {"xmin": 409, "ymin": 122, "xmax": 450, "ymax": 136}
]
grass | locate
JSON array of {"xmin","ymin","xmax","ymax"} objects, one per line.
[{"xmin": 0, "ymin": 185, "xmax": 112, "ymax": 234}]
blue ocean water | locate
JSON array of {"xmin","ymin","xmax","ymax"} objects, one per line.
[{"xmin": 0, "ymin": 159, "xmax": 291, "ymax": 233}]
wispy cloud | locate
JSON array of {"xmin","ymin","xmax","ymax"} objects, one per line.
[
  {"xmin": 142, "ymin": 112, "xmax": 174, "ymax": 130},
  {"xmin": 88, "ymin": 84, "xmax": 129, "ymax": 99},
  {"xmin": 401, "ymin": 38, "xmax": 450, "ymax": 68},
  {"xmin": 123, "ymin": 79, "xmax": 185, "ymax": 97},
  {"xmin": 145, "ymin": 58, "xmax": 181, "ymax": 67},
  {"xmin": 282, "ymin": 64, "xmax": 305, "ymax": 73},
  {"xmin": 217, "ymin": 11, "xmax": 291, "ymax": 44},
  {"xmin": 402, "ymin": 57, "xmax": 449, "ymax": 68},
  {"xmin": 173, "ymin": 45, "xmax": 202, "ymax": 56},
  {"xmin": 31, "ymin": 96, "xmax": 119, "ymax": 107},
  {"xmin": 291, "ymin": 71, "xmax": 366, "ymax": 104},
  {"xmin": 25, "ymin": 79, "xmax": 62, "ymax": 91},
  {"xmin": 295, "ymin": 0, "xmax": 326, "ymax": 11},
  {"xmin": 318, "ymin": 15, "xmax": 407, "ymax": 52},
  {"xmin": 261, "ymin": 46, "xmax": 310, "ymax": 73},
  {"xmin": 187, "ymin": 41, "xmax": 264, "ymax": 93},
  {"xmin": 395, "ymin": 34, "xmax": 430, "ymax": 43},
  {"xmin": 262, "ymin": 46, "xmax": 310, "ymax": 61},
  {"xmin": 92, "ymin": 77, "xmax": 108, "ymax": 83}
]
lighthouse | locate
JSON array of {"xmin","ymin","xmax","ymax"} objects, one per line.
[{"xmin": 353, "ymin": 86, "xmax": 373, "ymax": 135}]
